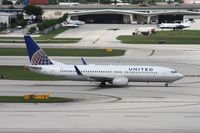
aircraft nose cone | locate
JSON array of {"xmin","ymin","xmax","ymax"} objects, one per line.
[{"xmin": 177, "ymin": 73, "xmax": 184, "ymax": 80}]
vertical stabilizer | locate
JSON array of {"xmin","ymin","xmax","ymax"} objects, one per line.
[{"xmin": 24, "ymin": 35, "xmax": 53, "ymax": 65}]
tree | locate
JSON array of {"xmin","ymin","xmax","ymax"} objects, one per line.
[
  {"xmin": 28, "ymin": 26, "xmax": 37, "ymax": 34},
  {"xmin": 100, "ymin": 0, "xmax": 111, "ymax": 4},
  {"xmin": 114, "ymin": 0, "xmax": 117, "ymax": 4},
  {"xmin": 2, "ymin": 0, "xmax": 13, "ymax": 5},
  {"xmin": 0, "ymin": 23, "xmax": 7, "ymax": 31},
  {"xmin": 15, "ymin": 15, "xmax": 27, "ymax": 28},
  {"xmin": 58, "ymin": 13, "xmax": 68, "ymax": 22},
  {"xmin": 23, "ymin": 5, "xmax": 44, "ymax": 19}
]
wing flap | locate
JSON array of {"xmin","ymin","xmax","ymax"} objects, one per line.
[{"xmin": 87, "ymin": 76, "xmax": 113, "ymax": 82}]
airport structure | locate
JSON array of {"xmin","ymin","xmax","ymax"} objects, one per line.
[
  {"xmin": 0, "ymin": 12, "xmax": 16, "ymax": 26},
  {"xmin": 0, "ymin": 5, "xmax": 200, "ymax": 25},
  {"xmin": 40, "ymin": 5, "xmax": 200, "ymax": 25},
  {"xmin": 67, "ymin": 9, "xmax": 200, "ymax": 24},
  {"xmin": 184, "ymin": 0, "xmax": 200, "ymax": 4}
]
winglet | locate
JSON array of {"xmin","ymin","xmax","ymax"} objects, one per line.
[
  {"xmin": 74, "ymin": 65, "xmax": 83, "ymax": 76},
  {"xmin": 81, "ymin": 57, "xmax": 87, "ymax": 65}
]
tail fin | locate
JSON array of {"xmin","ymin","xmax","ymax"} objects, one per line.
[{"xmin": 24, "ymin": 35, "xmax": 53, "ymax": 65}]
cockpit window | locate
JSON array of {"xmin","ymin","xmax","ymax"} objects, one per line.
[{"xmin": 171, "ymin": 71, "xmax": 177, "ymax": 73}]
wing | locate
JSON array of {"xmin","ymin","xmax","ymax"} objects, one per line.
[
  {"xmin": 87, "ymin": 76, "xmax": 113, "ymax": 82},
  {"xmin": 74, "ymin": 65, "xmax": 113, "ymax": 82}
]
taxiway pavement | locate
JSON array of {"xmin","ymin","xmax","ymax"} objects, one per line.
[
  {"xmin": 1, "ymin": 47, "xmax": 200, "ymax": 132},
  {"xmin": 1, "ymin": 24, "xmax": 200, "ymax": 133}
]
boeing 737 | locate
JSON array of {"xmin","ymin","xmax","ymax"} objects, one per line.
[{"xmin": 24, "ymin": 35, "xmax": 183, "ymax": 87}]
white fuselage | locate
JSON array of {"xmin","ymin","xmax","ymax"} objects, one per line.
[
  {"xmin": 159, "ymin": 23, "xmax": 190, "ymax": 29},
  {"xmin": 66, "ymin": 18, "xmax": 85, "ymax": 25},
  {"xmin": 29, "ymin": 64, "xmax": 183, "ymax": 84},
  {"xmin": 24, "ymin": 35, "xmax": 183, "ymax": 87}
]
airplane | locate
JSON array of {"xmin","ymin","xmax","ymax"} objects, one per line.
[
  {"xmin": 24, "ymin": 35, "xmax": 183, "ymax": 87},
  {"xmin": 66, "ymin": 18, "xmax": 85, "ymax": 25},
  {"xmin": 61, "ymin": 21, "xmax": 79, "ymax": 28},
  {"xmin": 159, "ymin": 22, "xmax": 190, "ymax": 31},
  {"xmin": 59, "ymin": 2, "xmax": 79, "ymax": 7}
]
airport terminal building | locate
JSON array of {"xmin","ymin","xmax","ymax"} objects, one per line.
[
  {"xmin": 0, "ymin": 4, "xmax": 199, "ymax": 25},
  {"xmin": 42, "ymin": 5, "xmax": 200, "ymax": 25},
  {"xmin": 67, "ymin": 9, "xmax": 200, "ymax": 24},
  {"xmin": 1, "ymin": 5, "xmax": 199, "ymax": 25}
]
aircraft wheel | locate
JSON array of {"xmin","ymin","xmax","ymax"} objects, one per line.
[
  {"xmin": 100, "ymin": 82, "xmax": 106, "ymax": 88},
  {"xmin": 165, "ymin": 83, "xmax": 168, "ymax": 87}
]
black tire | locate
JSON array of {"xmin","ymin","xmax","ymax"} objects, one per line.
[{"xmin": 100, "ymin": 82, "xmax": 106, "ymax": 88}]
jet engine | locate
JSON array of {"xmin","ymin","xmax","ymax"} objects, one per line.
[{"xmin": 112, "ymin": 77, "xmax": 128, "ymax": 86}]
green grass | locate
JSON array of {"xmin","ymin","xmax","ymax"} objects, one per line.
[
  {"xmin": 0, "ymin": 96, "xmax": 73, "ymax": 103},
  {"xmin": 0, "ymin": 48, "xmax": 125, "ymax": 56},
  {"xmin": 117, "ymin": 30, "xmax": 200, "ymax": 44},
  {"xmin": 0, "ymin": 27, "xmax": 81, "ymax": 43},
  {"xmin": 39, "ymin": 27, "xmax": 67, "ymax": 39},
  {"xmin": 0, "ymin": 40, "xmax": 80, "ymax": 43},
  {"xmin": 37, "ymin": 27, "xmax": 76, "ymax": 40},
  {"xmin": 0, "ymin": 66, "xmax": 61, "ymax": 80}
]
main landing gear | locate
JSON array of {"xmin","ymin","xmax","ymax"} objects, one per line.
[
  {"xmin": 100, "ymin": 82, "xmax": 106, "ymax": 88},
  {"xmin": 165, "ymin": 83, "xmax": 168, "ymax": 87}
]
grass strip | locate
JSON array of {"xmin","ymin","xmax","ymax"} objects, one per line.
[
  {"xmin": 0, "ymin": 48, "xmax": 125, "ymax": 57},
  {"xmin": 0, "ymin": 66, "xmax": 61, "ymax": 80},
  {"xmin": 0, "ymin": 27, "xmax": 81, "ymax": 43},
  {"xmin": 117, "ymin": 30, "xmax": 200, "ymax": 44},
  {"xmin": 37, "ymin": 26, "xmax": 69, "ymax": 40},
  {"xmin": 0, "ymin": 39, "xmax": 80, "ymax": 43},
  {"xmin": 0, "ymin": 96, "xmax": 73, "ymax": 103}
]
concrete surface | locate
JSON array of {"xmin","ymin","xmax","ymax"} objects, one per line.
[
  {"xmin": 1, "ymin": 46, "xmax": 200, "ymax": 133},
  {"xmin": 1, "ymin": 24, "xmax": 200, "ymax": 40},
  {"xmin": 0, "ymin": 24, "xmax": 200, "ymax": 133}
]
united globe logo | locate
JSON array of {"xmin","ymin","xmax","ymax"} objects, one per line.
[{"xmin": 31, "ymin": 49, "xmax": 53, "ymax": 65}]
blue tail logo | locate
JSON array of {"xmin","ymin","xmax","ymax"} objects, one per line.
[{"xmin": 24, "ymin": 35, "xmax": 53, "ymax": 65}]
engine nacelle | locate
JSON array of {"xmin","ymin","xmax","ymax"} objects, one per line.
[{"xmin": 112, "ymin": 77, "xmax": 128, "ymax": 86}]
